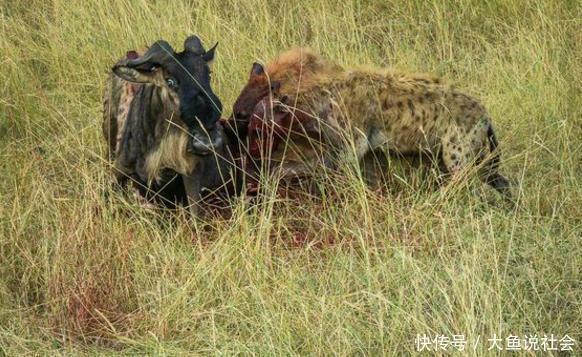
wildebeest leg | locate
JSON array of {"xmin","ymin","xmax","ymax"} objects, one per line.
[{"xmin": 182, "ymin": 167, "xmax": 202, "ymax": 217}]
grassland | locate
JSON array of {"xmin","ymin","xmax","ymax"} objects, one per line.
[{"xmin": 1, "ymin": 0, "xmax": 580, "ymax": 354}]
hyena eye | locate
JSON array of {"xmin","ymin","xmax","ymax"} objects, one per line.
[
  {"xmin": 270, "ymin": 81, "xmax": 281, "ymax": 92},
  {"xmin": 165, "ymin": 78, "xmax": 178, "ymax": 89}
]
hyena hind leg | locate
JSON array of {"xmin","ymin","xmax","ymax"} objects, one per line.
[
  {"xmin": 480, "ymin": 153, "xmax": 513, "ymax": 204},
  {"xmin": 440, "ymin": 136, "xmax": 470, "ymax": 181},
  {"xmin": 442, "ymin": 139, "xmax": 513, "ymax": 202},
  {"xmin": 481, "ymin": 124, "xmax": 513, "ymax": 203},
  {"xmin": 484, "ymin": 171, "xmax": 511, "ymax": 198},
  {"xmin": 441, "ymin": 123, "xmax": 514, "ymax": 204}
]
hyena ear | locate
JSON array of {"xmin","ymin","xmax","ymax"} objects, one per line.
[{"xmin": 250, "ymin": 62, "xmax": 264, "ymax": 78}]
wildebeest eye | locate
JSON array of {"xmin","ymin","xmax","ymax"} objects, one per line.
[{"xmin": 165, "ymin": 78, "xmax": 178, "ymax": 89}]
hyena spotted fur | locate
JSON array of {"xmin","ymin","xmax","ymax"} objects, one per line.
[{"xmin": 256, "ymin": 49, "xmax": 511, "ymax": 198}]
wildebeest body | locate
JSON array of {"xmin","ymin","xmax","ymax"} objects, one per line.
[
  {"xmin": 104, "ymin": 76, "xmax": 244, "ymax": 208},
  {"xmin": 103, "ymin": 36, "xmax": 229, "ymax": 213}
]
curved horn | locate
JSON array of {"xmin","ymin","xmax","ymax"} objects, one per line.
[
  {"xmin": 126, "ymin": 40, "xmax": 174, "ymax": 67},
  {"xmin": 207, "ymin": 42, "xmax": 218, "ymax": 53},
  {"xmin": 184, "ymin": 35, "xmax": 205, "ymax": 55},
  {"xmin": 206, "ymin": 42, "xmax": 218, "ymax": 54}
]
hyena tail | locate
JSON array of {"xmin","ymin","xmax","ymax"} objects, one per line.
[{"xmin": 482, "ymin": 124, "xmax": 511, "ymax": 199}]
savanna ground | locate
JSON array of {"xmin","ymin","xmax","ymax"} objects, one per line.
[{"xmin": 1, "ymin": 0, "xmax": 581, "ymax": 355}]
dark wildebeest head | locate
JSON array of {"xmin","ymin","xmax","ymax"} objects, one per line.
[{"xmin": 113, "ymin": 36, "xmax": 223, "ymax": 154}]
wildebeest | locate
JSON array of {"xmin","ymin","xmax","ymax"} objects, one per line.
[
  {"xmin": 237, "ymin": 48, "xmax": 511, "ymax": 199},
  {"xmin": 103, "ymin": 36, "xmax": 241, "ymax": 215}
]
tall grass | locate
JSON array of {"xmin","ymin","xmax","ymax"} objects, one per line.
[{"xmin": 1, "ymin": 0, "xmax": 580, "ymax": 354}]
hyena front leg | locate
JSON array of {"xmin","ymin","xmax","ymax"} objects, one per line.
[
  {"xmin": 360, "ymin": 129, "xmax": 393, "ymax": 189},
  {"xmin": 361, "ymin": 150, "xmax": 389, "ymax": 189}
]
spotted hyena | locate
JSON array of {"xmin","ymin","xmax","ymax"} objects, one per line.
[{"xmin": 239, "ymin": 48, "xmax": 511, "ymax": 199}]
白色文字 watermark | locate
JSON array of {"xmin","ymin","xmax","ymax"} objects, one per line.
[{"xmin": 415, "ymin": 333, "xmax": 575, "ymax": 352}]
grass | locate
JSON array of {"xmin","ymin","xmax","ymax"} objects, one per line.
[{"xmin": 1, "ymin": 0, "xmax": 580, "ymax": 354}]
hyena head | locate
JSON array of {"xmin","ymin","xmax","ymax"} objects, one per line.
[
  {"xmin": 113, "ymin": 36, "xmax": 223, "ymax": 155},
  {"xmin": 232, "ymin": 47, "xmax": 342, "ymax": 125},
  {"xmin": 247, "ymin": 94, "xmax": 286, "ymax": 158},
  {"xmin": 231, "ymin": 62, "xmax": 281, "ymax": 125},
  {"xmin": 247, "ymin": 92, "xmax": 327, "ymax": 159}
]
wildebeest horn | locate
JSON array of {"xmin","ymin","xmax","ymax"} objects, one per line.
[
  {"xmin": 206, "ymin": 42, "xmax": 218, "ymax": 54},
  {"xmin": 184, "ymin": 35, "xmax": 205, "ymax": 55},
  {"xmin": 126, "ymin": 40, "xmax": 174, "ymax": 67}
]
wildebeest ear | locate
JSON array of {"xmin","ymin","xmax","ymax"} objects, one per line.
[
  {"xmin": 126, "ymin": 50, "xmax": 139, "ymax": 60},
  {"xmin": 113, "ymin": 61, "xmax": 159, "ymax": 84},
  {"xmin": 250, "ymin": 62, "xmax": 264, "ymax": 78},
  {"xmin": 113, "ymin": 40, "xmax": 173, "ymax": 83},
  {"xmin": 202, "ymin": 42, "xmax": 218, "ymax": 64}
]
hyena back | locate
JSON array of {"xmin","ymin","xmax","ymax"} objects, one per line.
[{"xmin": 272, "ymin": 69, "xmax": 511, "ymax": 198}]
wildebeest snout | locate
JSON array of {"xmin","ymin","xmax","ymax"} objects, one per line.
[{"xmin": 188, "ymin": 126, "xmax": 224, "ymax": 155}]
